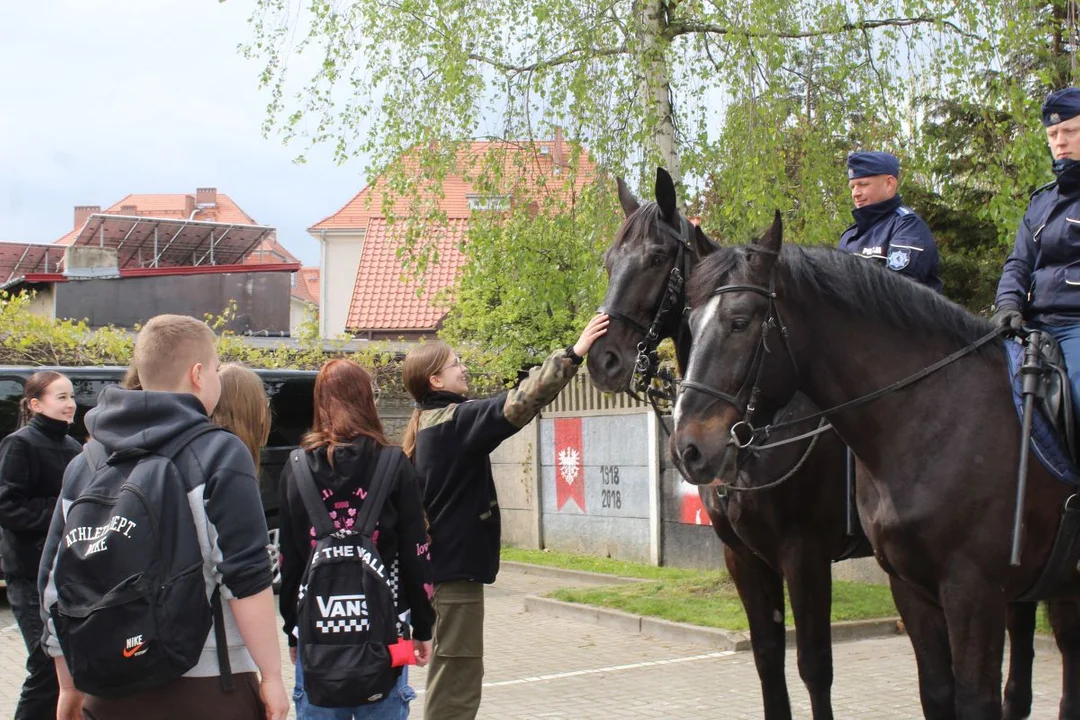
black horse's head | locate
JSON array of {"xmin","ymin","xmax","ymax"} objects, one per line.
[
  {"xmin": 671, "ymin": 212, "xmax": 803, "ymax": 485},
  {"xmin": 587, "ymin": 167, "xmax": 718, "ymax": 392}
]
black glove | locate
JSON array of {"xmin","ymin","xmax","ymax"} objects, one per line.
[{"xmin": 990, "ymin": 305, "xmax": 1024, "ymax": 334}]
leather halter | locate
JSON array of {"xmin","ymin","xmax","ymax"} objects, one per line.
[
  {"xmin": 599, "ymin": 214, "xmax": 694, "ymax": 403},
  {"xmin": 677, "ymin": 249, "xmax": 800, "ymax": 448}
]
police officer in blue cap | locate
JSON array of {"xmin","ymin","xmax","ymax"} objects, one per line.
[
  {"xmin": 839, "ymin": 151, "xmax": 943, "ymax": 292},
  {"xmin": 994, "ymin": 88, "xmax": 1080, "ymax": 417}
]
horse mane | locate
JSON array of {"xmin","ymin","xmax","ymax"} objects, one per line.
[{"xmin": 690, "ymin": 244, "xmax": 993, "ymax": 349}]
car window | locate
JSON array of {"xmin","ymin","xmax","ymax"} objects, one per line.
[
  {"xmin": 264, "ymin": 378, "xmax": 315, "ymax": 448},
  {"xmin": 0, "ymin": 379, "xmax": 25, "ymax": 442}
]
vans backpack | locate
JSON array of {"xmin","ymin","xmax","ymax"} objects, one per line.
[
  {"xmin": 292, "ymin": 446, "xmax": 403, "ymax": 707},
  {"xmin": 49, "ymin": 423, "xmax": 232, "ymax": 698}
]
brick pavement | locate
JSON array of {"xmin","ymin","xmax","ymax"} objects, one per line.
[{"xmin": 0, "ymin": 570, "xmax": 1065, "ymax": 718}]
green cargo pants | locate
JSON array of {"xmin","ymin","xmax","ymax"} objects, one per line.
[{"xmin": 424, "ymin": 580, "xmax": 485, "ymax": 720}]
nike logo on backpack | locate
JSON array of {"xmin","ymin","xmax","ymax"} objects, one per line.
[{"xmin": 123, "ymin": 635, "xmax": 146, "ymax": 658}]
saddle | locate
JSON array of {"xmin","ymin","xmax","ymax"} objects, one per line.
[{"xmin": 1029, "ymin": 331, "xmax": 1077, "ymax": 465}]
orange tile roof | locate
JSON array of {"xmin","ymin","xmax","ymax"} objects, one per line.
[
  {"xmin": 54, "ymin": 191, "xmax": 258, "ymax": 246},
  {"xmin": 293, "ymin": 266, "xmax": 320, "ymax": 305},
  {"xmin": 346, "ymin": 218, "xmax": 466, "ymax": 332},
  {"xmin": 310, "ymin": 138, "xmax": 597, "ymax": 231},
  {"xmin": 242, "ymin": 233, "xmax": 300, "ymax": 266}
]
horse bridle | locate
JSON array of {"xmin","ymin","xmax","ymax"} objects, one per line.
[
  {"xmin": 599, "ymin": 214, "xmax": 694, "ymax": 406},
  {"xmin": 678, "ymin": 249, "xmax": 802, "ymax": 450},
  {"xmin": 677, "ymin": 250, "xmax": 1007, "ymax": 454}
]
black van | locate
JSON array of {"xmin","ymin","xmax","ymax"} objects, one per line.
[{"xmin": 0, "ymin": 365, "xmax": 317, "ymax": 590}]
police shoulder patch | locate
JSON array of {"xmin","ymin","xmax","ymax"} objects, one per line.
[
  {"xmin": 886, "ymin": 248, "xmax": 911, "ymax": 271},
  {"xmin": 895, "ymin": 205, "xmax": 913, "ymax": 217}
]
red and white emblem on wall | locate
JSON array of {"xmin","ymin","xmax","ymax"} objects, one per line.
[
  {"xmin": 679, "ymin": 482, "xmax": 712, "ymax": 526},
  {"xmin": 554, "ymin": 418, "xmax": 585, "ymax": 512}
]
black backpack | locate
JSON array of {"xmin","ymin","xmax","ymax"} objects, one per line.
[
  {"xmin": 49, "ymin": 423, "xmax": 232, "ymax": 698},
  {"xmin": 291, "ymin": 446, "xmax": 403, "ymax": 707}
]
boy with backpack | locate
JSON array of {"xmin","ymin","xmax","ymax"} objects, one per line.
[{"xmin": 37, "ymin": 314, "xmax": 289, "ymax": 720}]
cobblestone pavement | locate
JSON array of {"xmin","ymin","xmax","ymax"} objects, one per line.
[{"xmin": 0, "ymin": 570, "xmax": 1065, "ymax": 718}]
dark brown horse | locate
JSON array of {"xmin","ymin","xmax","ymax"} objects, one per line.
[
  {"xmin": 672, "ymin": 214, "xmax": 1080, "ymax": 719},
  {"xmin": 588, "ymin": 168, "xmax": 871, "ymax": 719}
]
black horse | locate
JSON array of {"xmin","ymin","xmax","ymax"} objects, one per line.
[
  {"xmin": 672, "ymin": 213, "xmax": 1080, "ymax": 719},
  {"xmin": 588, "ymin": 168, "xmax": 871, "ymax": 719}
]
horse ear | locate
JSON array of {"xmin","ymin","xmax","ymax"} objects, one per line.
[
  {"xmin": 655, "ymin": 167, "xmax": 677, "ymax": 221},
  {"xmin": 756, "ymin": 210, "xmax": 783, "ymax": 255},
  {"xmin": 692, "ymin": 223, "xmax": 720, "ymax": 258},
  {"xmin": 748, "ymin": 211, "xmax": 783, "ymax": 278},
  {"xmin": 616, "ymin": 177, "xmax": 640, "ymax": 217}
]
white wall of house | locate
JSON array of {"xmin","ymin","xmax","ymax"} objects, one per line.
[
  {"xmin": 311, "ymin": 229, "xmax": 366, "ymax": 338},
  {"xmin": 290, "ymin": 297, "xmax": 315, "ymax": 337}
]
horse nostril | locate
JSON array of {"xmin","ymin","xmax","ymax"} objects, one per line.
[
  {"xmin": 602, "ymin": 351, "xmax": 621, "ymax": 373},
  {"xmin": 681, "ymin": 442, "xmax": 702, "ymax": 468}
]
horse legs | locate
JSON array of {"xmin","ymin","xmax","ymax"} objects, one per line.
[
  {"xmin": 1003, "ymin": 602, "xmax": 1036, "ymax": 720},
  {"xmin": 941, "ymin": 579, "xmax": 1007, "ymax": 719},
  {"xmin": 1048, "ymin": 598, "xmax": 1080, "ymax": 719},
  {"xmin": 889, "ymin": 575, "xmax": 957, "ymax": 719},
  {"xmin": 780, "ymin": 539, "xmax": 834, "ymax": 720},
  {"xmin": 726, "ymin": 544, "xmax": 792, "ymax": 720}
]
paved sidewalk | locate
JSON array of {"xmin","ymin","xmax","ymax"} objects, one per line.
[{"xmin": 0, "ymin": 570, "xmax": 1065, "ymax": 718}]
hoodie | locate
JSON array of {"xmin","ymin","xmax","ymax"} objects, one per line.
[
  {"xmin": 278, "ymin": 438, "xmax": 435, "ymax": 646},
  {"xmin": 38, "ymin": 387, "xmax": 274, "ymax": 679}
]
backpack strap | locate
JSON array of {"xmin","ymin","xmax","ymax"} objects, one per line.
[
  {"xmin": 290, "ymin": 450, "xmax": 337, "ymax": 540},
  {"xmin": 356, "ymin": 447, "xmax": 402, "ymax": 537}
]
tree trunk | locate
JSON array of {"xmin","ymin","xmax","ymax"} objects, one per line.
[{"xmin": 639, "ymin": 0, "xmax": 683, "ymax": 193}]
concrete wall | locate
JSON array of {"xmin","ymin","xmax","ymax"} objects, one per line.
[
  {"xmin": 536, "ymin": 413, "xmax": 655, "ymax": 564},
  {"xmin": 24, "ymin": 286, "xmax": 55, "ymax": 319}
]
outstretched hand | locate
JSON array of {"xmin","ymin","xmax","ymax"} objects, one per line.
[{"xmin": 573, "ymin": 313, "xmax": 610, "ymax": 358}]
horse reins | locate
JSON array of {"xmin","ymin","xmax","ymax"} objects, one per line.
[{"xmin": 678, "ymin": 258, "xmax": 1009, "ymax": 461}]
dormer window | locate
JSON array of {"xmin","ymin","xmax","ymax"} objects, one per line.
[{"xmin": 467, "ymin": 195, "xmax": 510, "ymax": 212}]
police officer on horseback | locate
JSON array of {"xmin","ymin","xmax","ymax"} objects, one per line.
[
  {"xmin": 839, "ymin": 151, "xmax": 943, "ymax": 292},
  {"xmin": 993, "ymin": 88, "xmax": 1080, "ymax": 419}
]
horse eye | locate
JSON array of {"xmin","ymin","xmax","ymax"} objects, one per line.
[
  {"xmin": 649, "ymin": 254, "xmax": 666, "ymax": 267},
  {"xmin": 731, "ymin": 318, "xmax": 750, "ymax": 332}
]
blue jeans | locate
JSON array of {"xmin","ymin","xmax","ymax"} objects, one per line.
[
  {"xmin": 1034, "ymin": 322, "xmax": 1080, "ymax": 421},
  {"xmin": 293, "ymin": 656, "xmax": 415, "ymax": 720}
]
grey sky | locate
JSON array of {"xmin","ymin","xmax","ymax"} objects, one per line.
[{"xmin": 0, "ymin": 0, "xmax": 366, "ymax": 266}]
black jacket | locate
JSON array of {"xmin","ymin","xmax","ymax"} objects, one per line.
[
  {"xmin": 996, "ymin": 166, "xmax": 1080, "ymax": 324},
  {"xmin": 278, "ymin": 439, "xmax": 435, "ymax": 645},
  {"xmin": 838, "ymin": 194, "xmax": 942, "ymax": 293},
  {"xmin": 0, "ymin": 415, "xmax": 80, "ymax": 580},
  {"xmin": 413, "ymin": 349, "xmax": 580, "ymax": 585}
]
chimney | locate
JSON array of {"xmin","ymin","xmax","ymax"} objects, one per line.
[
  {"xmin": 196, "ymin": 187, "xmax": 218, "ymax": 207},
  {"xmin": 120, "ymin": 204, "xmax": 138, "ymax": 215},
  {"xmin": 552, "ymin": 126, "xmax": 565, "ymax": 172},
  {"xmin": 73, "ymin": 205, "xmax": 100, "ymax": 229},
  {"xmin": 184, "ymin": 194, "xmax": 196, "ymax": 218}
]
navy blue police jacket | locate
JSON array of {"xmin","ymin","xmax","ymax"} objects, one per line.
[
  {"xmin": 838, "ymin": 195, "xmax": 943, "ymax": 292},
  {"xmin": 996, "ymin": 170, "xmax": 1080, "ymax": 324}
]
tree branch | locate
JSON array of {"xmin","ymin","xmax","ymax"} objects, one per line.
[
  {"xmin": 468, "ymin": 44, "xmax": 631, "ymax": 74},
  {"xmin": 670, "ymin": 15, "xmax": 979, "ymax": 41}
]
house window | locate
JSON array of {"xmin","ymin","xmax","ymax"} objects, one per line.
[
  {"xmin": 291, "ymin": 273, "xmax": 297, "ymax": 287},
  {"xmin": 467, "ymin": 195, "xmax": 510, "ymax": 212}
]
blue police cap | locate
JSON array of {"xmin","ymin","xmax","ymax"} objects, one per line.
[
  {"xmin": 846, "ymin": 151, "xmax": 900, "ymax": 180},
  {"xmin": 1042, "ymin": 88, "xmax": 1080, "ymax": 126}
]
